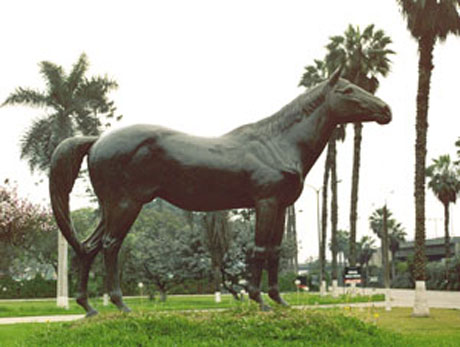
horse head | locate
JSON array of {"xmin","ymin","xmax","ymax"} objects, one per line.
[{"xmin": 324, "ymin": 67, "xmax": 392, "ymax": 125}]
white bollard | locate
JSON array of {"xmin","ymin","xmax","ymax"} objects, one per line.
[
  {"xmin": 332, "ymin": 280, "xmax": 339, "ymax": 298},
  {"xmin": 320, "ymin": 280, "xmax": 327, "ymax": 296},
  {"xmin": 215, "ymin": 291, "xmax": 221, "ymax": 303}
]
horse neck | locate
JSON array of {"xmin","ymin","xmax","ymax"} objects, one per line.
[{"xmin": 277, "ymin": 104, "xmax": 336, "ymax": 176}]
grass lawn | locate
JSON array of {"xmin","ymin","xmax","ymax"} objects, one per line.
[
  {"xmin": 0, "ymin": 306, "xmax": 459, "ymax": 346},
  {"xmin": 0, "ymin": 292, "xmax": 384, "ymax": 318},
  {"xmin": 349, "ymin": 306, "xmax": 460, "ymax": 346}
]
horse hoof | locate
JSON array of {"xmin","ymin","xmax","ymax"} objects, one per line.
[
  {"xmin": 268, "ymin": 290, "xmax": 289, "ymax": 307},
  {"xmin": 121, "ymin": 305, "xmax": 132, "ymax": 313},
  {"xmin": 85, "ymin": 309, "xmax": 99, "ymax": 318},
  {"xmin": 279, "ymin": 299, "xmax": 289, "ymax": 307},
  {"xmin": 260, "ymin": 303, "xmax": 272, "ymax": 312}
]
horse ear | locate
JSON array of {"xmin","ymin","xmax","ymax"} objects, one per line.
[{"xmin": 328, "ymin": 65, "xmax": 343, "ymax": 87}]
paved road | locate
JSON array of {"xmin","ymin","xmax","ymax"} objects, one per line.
[
  {"xmin": 359, "ymin": 287, "xmax": 460, "ymax": 309},
  {"xmin": 0, "ymin": 289, "xmax": 458, "ymax": 325}
]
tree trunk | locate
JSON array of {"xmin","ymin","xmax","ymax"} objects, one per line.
[
  {"xmin": 349, "ymin": 122, "xmax": 362, "ymax": 267},
  {"xmin": 391, "ymin": 250, "xmax": 396, "ymax": 281},
  {"xmin": 330, "ymin": 136, "xmax": 338, "ymax": 282},
  {"xmin": 444, "ymin": 202, "xmax": 451, "ymax": 281},
  {"xmin": 320, "ymin": 143, "xmax": 332, "ymax": 286},
  {"xmin": 290, "ymin": 205, "xmax": 299, "ymax": 273},
  {"xmin": 413, "ymin": 34, "xmax": 434, "ymax": 317},
  {"xmin": 285, "ymin": 206, "xmax": 298, "ymax": 273},
  {"xmin": 160, "ymin": 289, "xmax": 167, "ymax": 302}
]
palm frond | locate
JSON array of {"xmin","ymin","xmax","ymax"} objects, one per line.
[
  {"xmin": 67, "ymin": 53, "xmax": 89, "ymax": 93},
  {"xmin": 39, "ymin": 61, "xmax": 65, "ymax": 106},
  {"xmin": 2, "ymin": 88, "xmax": 48, "ymax": 108},
  {"xmin": 19, "ymin": 116, "xmax": 54, "ymax": 173}
]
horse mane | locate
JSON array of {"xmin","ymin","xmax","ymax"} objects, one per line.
[{"xmin": 225, "ymin": 81, "xmax": 327, "ymax": 139}]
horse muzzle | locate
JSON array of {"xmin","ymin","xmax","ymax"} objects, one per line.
[{"xmin": 375, "ymin": 105, "xmax": 392, "ymax": 125}]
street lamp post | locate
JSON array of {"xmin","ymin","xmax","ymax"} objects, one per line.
[{"xmin": 306, "ymin": 184, "xmax": 326, "ymax": 296}]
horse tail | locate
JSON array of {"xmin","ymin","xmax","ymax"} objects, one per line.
[{"xmin": 49, "ymin": 136, "xmax": 98, "ymax": 256}]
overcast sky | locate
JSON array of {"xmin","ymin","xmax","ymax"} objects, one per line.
[{"xmin": 1, "ymin": 1, "xmax": 460, "ymax": 262}]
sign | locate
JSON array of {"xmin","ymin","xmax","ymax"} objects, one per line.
[
  {"xmin": 295, "ymin": 275, "xmax": 308, "ymax": 290},
  {"xmin": 344, "ymin": 266, "xmax": 362, "ymax": 284}
]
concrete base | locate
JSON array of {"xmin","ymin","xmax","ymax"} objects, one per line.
[
  {"xmin": 320, "ymin": 281, "xmax": 327, "ymax": 296},
  {"xmin": 412, "ymin": 281, "xmax": 430, "ymax": 317},
  {"xmin": 331, "ymin": 280, "xmax": 339, "ymax": 298},
  {"xmin": 348, "ymin": 282, "xmax": 357, "ymax": 297},
  {"xmin": 215, "ymin": 291, "xmax": 221, "ymax": 303},
  {"xmin": 56, "ymin": 296, "xmax": 69, "ymax": 309},
  {"xmin": 385, "ymin": 288, "xmax": 392, "ymax": 311},
  {"xmin": 103, "ymin": 293, "xmax": 109, "ymax": 306}
]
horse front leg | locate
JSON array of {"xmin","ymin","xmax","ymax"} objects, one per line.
[
  {"xmin": 248, "ymin": 198, "xmax": 278, "ymax": 311},
  {"xmin": 247, "ymin": 246, "xmax": 268, "ymax": 310},
  {"xmin": 267, "ymin": 206, "xmax": 289, "ymax": 306}
]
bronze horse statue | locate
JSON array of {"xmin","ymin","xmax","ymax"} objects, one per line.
[{"xmin": 49, "ymin": 68, "xmax": 391, "ymax": 316}]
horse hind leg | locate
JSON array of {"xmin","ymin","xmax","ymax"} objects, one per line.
[
  {"xmin": 102, "ymin": 198, "xmax": 142, "ymax": 313},
  {"xmin": 75, "ymin": 219, "xmax": 105, "ymax": 317}
]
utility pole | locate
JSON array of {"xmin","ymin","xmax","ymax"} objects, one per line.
[{"xmin": 306, "ymin": 184, "xmax": 325, "ymax": 296}]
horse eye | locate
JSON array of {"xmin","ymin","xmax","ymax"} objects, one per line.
[{"xmin": 343, "ymin": 87, "xmax": 353, "ymax": 95}]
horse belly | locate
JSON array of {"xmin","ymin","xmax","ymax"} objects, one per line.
[{"xmin": 158, "ymin": 167, "xmax": 254, "ymax": 211}]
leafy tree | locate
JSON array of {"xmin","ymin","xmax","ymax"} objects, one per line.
[
  {"xmin": 426, "ymin": 154, "xmax": 460, "ymax": 273},
  {"xmin": 396, "ymin": 1, "xmax": 460, "ymax": 316},
  {"xmin": 202, "ymin": 211, "xmax": 232, "ymax": 296},
  {"xmin": 129, "ymin": 201, "xmax": 209, "ymax": 301},
  {"xmin": 0, "ymin": 181, "xmax": 57, "ymax": 279},
  {"xmin": 0, "ymin": 182, "xmax": 54, "ymax": 246},
  {"xmin": 220, "ymin": 213, "xmax": 254, "ymax": 299},
  {"xmin": 2, "ymin": 53, "xmax": 120, "ymax": 173}
]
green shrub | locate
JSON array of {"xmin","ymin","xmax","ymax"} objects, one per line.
[{"xmin": 0, "ymin": 275, "xmax": 56, "ymax": 299}]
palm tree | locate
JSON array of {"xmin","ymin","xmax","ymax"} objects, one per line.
[
  {"xmin": 396, "ymin": 0, "xmax": 460, "ymax": 317},
  {"xmin": 299, "ymin": 59, "xmax": 330, "ymax": 292},
  {"xmin": 426, "ymin": 155, "xmax": 460, "ymax": 274},
  {"xmin": 336, "ymin": 230, "xmax": 350, "ymax": 266},
  {"xmin": 2, "ymin": 53, "xmax": 120, "ymax": 173},
  {"xmin": 324, "ymin": 24, "xmax": 394, "ymax": 267},
  {"xmin": 369, "ymin": 207, "xmax": 406, "ymax": 281},
  {"xmin": 389, "ymin": 224, "xmax": 407, "ymax": 280},
  {"xmin": 356, "ymin": 236, "xmax": 377, "ymax": 286},
  {"xmin": 3, "ymin": 53, "xmax": 120, "ymax": 309}
]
